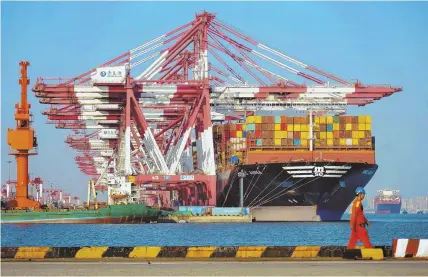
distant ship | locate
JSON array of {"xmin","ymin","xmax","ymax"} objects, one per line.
[{"xmin": 374, "ymin": 189, "xmax": 401, "ymax": 214}]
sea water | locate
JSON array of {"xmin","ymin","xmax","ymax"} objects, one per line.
[{"xmin": 1, "ymin": 214, "xmax": 427, "ymax": 246}]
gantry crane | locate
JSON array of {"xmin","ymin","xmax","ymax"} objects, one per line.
[
  {"xmin": 32, "ymin": 12, "xmax": 402, "ymax": 207},
  {"xmin": 7, "ymin": 61, "xmax": 40, "ymax": 209}
]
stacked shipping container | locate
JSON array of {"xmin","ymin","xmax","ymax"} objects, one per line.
[{"xmin": 215, "ymin": 115, "xmax": 372, "ymax": 151}]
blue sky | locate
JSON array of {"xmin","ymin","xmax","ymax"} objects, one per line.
[{"xmin": 2, "ymin": 2, "xmax": 428, "ymax": 200}]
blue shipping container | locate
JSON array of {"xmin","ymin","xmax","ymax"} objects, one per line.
[
  {"xmin": 327, "ymin": 124, "xmax": 333, "ymax": 132},
  {"xmin": 275, "ymin": 116, "xmax": 281, "ymax": 124},
  {"xmin": 212, "ymin": 207, "xmax": 250, "ymax": 216},
  {"xmin": 246, "ymin": 124, "xmax": 255, "ymax": 131},
  {"xmin": 293, "ymin": 139, "xmax": 301, "ymax": 146},
  {"xmin": 256, "ymin": 139, "xmax": 262, "ymax": 146}
]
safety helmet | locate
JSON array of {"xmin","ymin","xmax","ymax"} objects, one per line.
[{"xmin": 355, "ymin": 187, "xmax": 366, "ymax": 195}]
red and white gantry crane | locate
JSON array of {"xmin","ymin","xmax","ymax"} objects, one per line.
[{"xmin": 32, "ymin": 12, "xmax": 401, "ymax": 207}]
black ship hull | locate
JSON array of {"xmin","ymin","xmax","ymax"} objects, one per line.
[{"xmin": 216, "ymin": 162, "xmax": 378, "ymax": 221}]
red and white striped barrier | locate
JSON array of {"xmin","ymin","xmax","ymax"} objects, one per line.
[{"xmin": 393, "ymin": 239, "xmax": 428, "ymax": 258}]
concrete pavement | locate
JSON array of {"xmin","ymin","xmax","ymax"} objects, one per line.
[{"xmin": 2, "ymin": 260, "xmax": 428, "ymax": 276}]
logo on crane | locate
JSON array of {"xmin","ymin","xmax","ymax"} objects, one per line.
[{"xmin": 100, "ymin": 70, "xmax": 123, "ymax": 78}]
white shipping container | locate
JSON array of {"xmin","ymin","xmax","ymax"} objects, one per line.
[{"xmin": 346, "ymin": 138, "xmax": 353, "ymax": 145}]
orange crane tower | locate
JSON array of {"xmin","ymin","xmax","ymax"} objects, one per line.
[{"xmin": 7, "ymin": 61, "xmax": 40, "ymax": 209}]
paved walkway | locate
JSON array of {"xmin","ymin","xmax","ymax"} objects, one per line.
[{"xmin": 2, "ymin": 260, "xmax": 428, "ymax": 276}]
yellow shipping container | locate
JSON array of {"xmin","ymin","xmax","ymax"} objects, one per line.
[
  {"xmin": 327, "ymin": 116, "xmax": 333, "ymax": 124},
  {"xmin": 352, "ymin": 131, "xmax": 358, "ymax": 138},
  {"xmin": 289, "ymin": 124, "xmax": 294, "ymax": 131},
  {"xmin": 301, "ymin": 132, "xmax": 309, "ymax": 139},
  {"xmin": 301, "ymin": 139, "xmax": 308, "ymax": 146},
  {"xmin": 366, "ymin": 116, "xmax": 371, "ymax": 124},
  {"xmin": 301, "ymin": 124, "xmax": 309, "ymax": 132},
  {"xmin": 358, "ymin": 123, "xmax": 365, "ymax": 130},
  {"xmin": 340, "ymin": 138, "xmax": 346, "ymax": 146},
  {"xmin": 275, "ymin": 138, "xmax": 282, "ymax": 145},
  {"xmin": 358, "ymin": 131, "xmax": 365, "ymax": 138},
  {"xmin": 237, "ymin": 131, "xmax": 242, "ymax": 138},
  {"xmin": 294, "ymin": 124, "xmax": 301, "ymax": 131},
  {"xmin": 333, "ymin": 123, "xmax": 339, "ymax": 131},
  {"xmin": 255, "ymin": 116, "xmax": 262, "ymax": 124},
  {"xmin": 282, "ymin": 131, "xmax": 288, "ymax": 138},
  {"xmin": 352, "ymin": 138, "xmax": 358, "ymax": 145},
  {"xmin": 274, "ymin": 131, "xmax": 282, "ymax": 138},
  {"xmin": 242, "ymin": 125, "xmax": 246, "ymax": 131},
  {"xmin": 358, "ymin": 116, "xmax": 366, "ymax": 124},
  {"xmin": 320, "ymin": 132, "xmax": 327, "ymax": 139},
  {"xmin": 275, "ymin": 124, "xmax": 281, "ymax": 131},
  {"xmin": 315, "ymin": 117, "xmax": 320, "ymax": 124},
  {"xmin": 320, "ymin": 117, "xmax": 326, "ymax": 124},
  {"xmin": 327, "ymin": 139, "xmax": 334, "ymax": 146},
  {"xmin": 327, "ymin": 132, "xmax": 333, "ymax": 139},
  {"xmin": 346, "ymin": 123, "xmax": 352, "ymax": 131},
  {"xmin": 366, "ymin": 124, "xmax": 371, "ymax": 131},
  {"xmin": 247, "ymin": 116, "xmax": 255, "ymax": 124}
]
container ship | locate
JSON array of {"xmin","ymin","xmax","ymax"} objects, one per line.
[
  {"xmin": 374, "ymin": 189, "xmax": 401, "ymax": 214},
  {"xmin": 213, "ymin": 114, "xmax": 377, "ymax": 221}
]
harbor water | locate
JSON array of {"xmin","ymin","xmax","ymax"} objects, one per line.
[{"xmin": 1, "ymin": 214, "xmax": 427, "ymax": 247}]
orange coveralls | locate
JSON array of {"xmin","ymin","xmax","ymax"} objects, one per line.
[{"xmin": 347, "ymin": 199, "xmax": 373, "ymax": 249}]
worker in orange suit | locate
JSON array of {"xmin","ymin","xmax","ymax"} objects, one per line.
[{"xmin": 347, "ymin": 187, "xmax": 373, "ymax": 249}]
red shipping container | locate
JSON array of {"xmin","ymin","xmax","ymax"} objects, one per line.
[
  {"xmin": 255, "ymin": 130, "xmax": 262, "ymax": 138},
  {"xmin": 281, "ymin": 123, "xmax": 288, "ymax": 130},
  {"xmin": 345, "ymin": 117, "xmax": 352, "ymax": 123},
  {"xmin": 230, "ymin": 131, "xmax": 236, "ymax": 137},
  {"xmin": 236, "ymin": 124, "xmax": 242, "ymax": 131},
  {"xmin": 255, "ymin": 123, "xmax": 262, "ymax": 131},
  {"xmin": 267, "ymin": 116, "xmax": 274, "ymax": 123},
  {"xmin": 333, "ymin": 131, "xmax": 340, "ymax": 138}
]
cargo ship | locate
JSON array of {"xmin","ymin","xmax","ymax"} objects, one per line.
[
  {"xmin": 374, "ymin": 189, "xmax": 402, "ymax": 214},
  {"xmin": 213, "ymin": 114, "xmax": 378, "ymax": 221}
]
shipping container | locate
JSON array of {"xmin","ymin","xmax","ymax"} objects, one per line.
[{"xmin": 211, "ymin": 207, "xmax": 250, "ymax": 216}]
